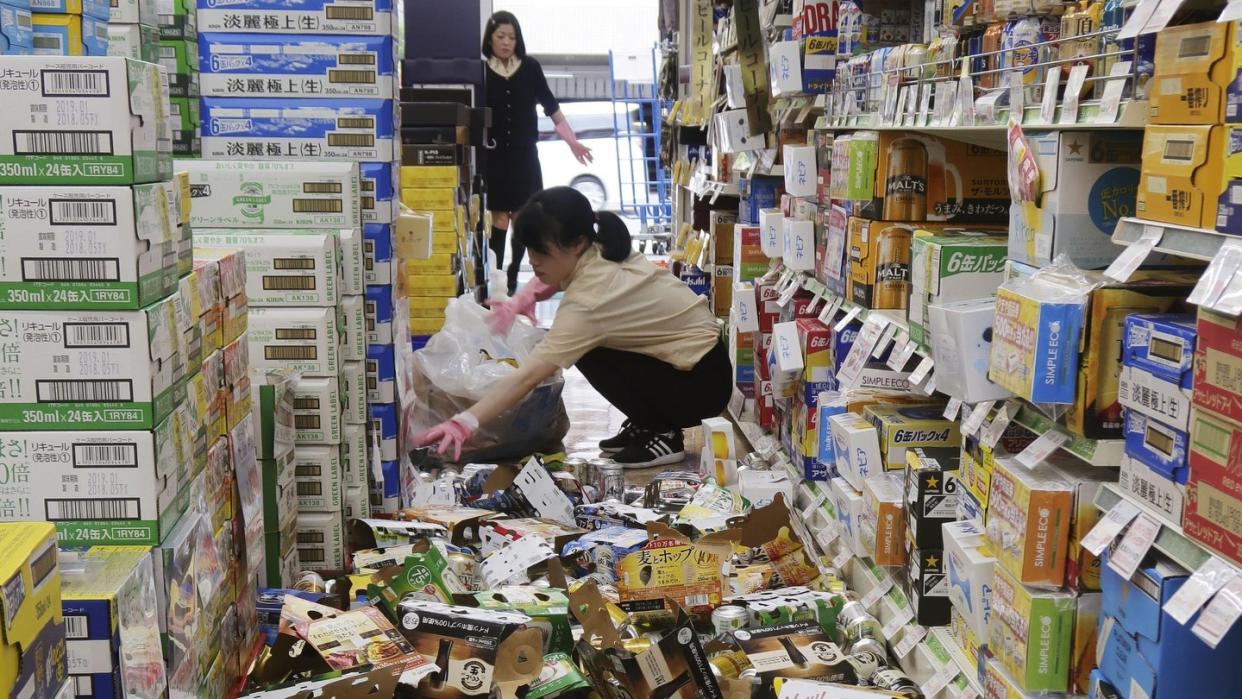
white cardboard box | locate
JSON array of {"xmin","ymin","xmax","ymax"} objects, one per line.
[
  {"xmin": 828, "ymin": 476, "xmax": 867, "ymax": 558},
  {"xmin": 344, "ymin": 484, "xmax": 369, "ymax": 521},
  {"xmin": 782, "ymin": 217, "xmax": 816, "ymax": 271},
  {"xmin": 292, "ymin": 376, "xmax": 342, "ymax": 445},
  {"xmin": 340, "ymin": 359, "xmax": 366, "ymax": 424},
  {"xmin": 338, "ymin": 227, "xmax": 364, "ymax": 295},
  {"xmin": 339, "ymin": 294, "xmax": 366, "ymax": 362},
  {"xmin": 783, "ymin": 144, "xmax": 817, "ymax": 198},
  {"xmin": 248, "ymin": 306, "xmax": 342, "ymax": 377},
  {"xmin": 927, "ymin": 298, "xmax": 1015, "ymax": 403},
  {"xmin": 192, "ymin": 230, "xmax": 340, "ymax": 307},
  {"xmin": 179, "ymin": 160, "xmax": 360, "ymax": 229},
  {"xmin": 294, "ymin": 444, "xmax": 343, "ymax": 512},
  {"xmin": 341, "ymin": 422, "xmax": 367, "ymax": 487},
  {"xmin": 829, "ymin": 411, "xmax": 883, "ymax": 491},
  {"xmin": 295, "ymin": 510, "xmax": 346, "ymax": 572},
  {"xmin": 943, "ymin": 519, "xmax": 996, "ymax": 639}
]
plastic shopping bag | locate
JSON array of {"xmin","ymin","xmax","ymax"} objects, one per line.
[{"xmin": 406, "ymin": 295, "xmax": 569, "ymax": 462}]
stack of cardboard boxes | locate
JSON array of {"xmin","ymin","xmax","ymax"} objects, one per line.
[
  {"xmin": 32, "ymin": 0, "xmax": 106, "ymax": 56},
  {"xmin": 0, "ymin": 0, "xmax": 32, "ymax": 54},
  {"xmin": 180, "ymin": 160, "xmax": 369, "ymax": 574},
  {"xmin": 157, "ymin": 0, "xmax": 198, "ymax": 156},
  {"xmin": 107, "ymin": 0, "xmax": 157, "ymax": 64},
  {"xmin": 0, "ymin": 523, "xmax": 69, "ymax": 698}
]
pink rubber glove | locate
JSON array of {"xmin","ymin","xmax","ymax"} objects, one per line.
[
  {"xmin": 414, "ymin": 412, "xmax": 479, "ymax": 461},
  {"xmin": 486, "ymin": 278, "xmax": 558, "ymax": 335},
  {"xmin": 555, "ymin": 120, "xmax": 593, "ymax": 165}
]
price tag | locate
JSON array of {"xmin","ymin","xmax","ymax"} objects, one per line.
[
  {"xmin": 1096, "ymin": 61, "xmax": 1133, "ymax": 124},
  {"xmin": 918, "ymin": 82, "xmax": 934, "ymax": 126},
  {"xmin": 1082, "ymin": 499, "xmax": 1142, "ymax": 556},
  {"xmin": 1221, "ymin": 0, "xmax": 1242, "ymax": 21},
  {"xmin": 981, "ymin": 403, "xmax": 1014, "ymax": 449},
  {"xmin": 953, "ymin": 75, "xmax": 976, "ymax": 126},
  {"xmin": 1188, "ymin": 241, "xmax": 1242, "ymax": 309},
  {"xmin": 816, "ymin": 524, "xmax": 839, "ymax": 550},
  {"xmin": 894, "ymin": 625, "xmax": 926, "ymax": 658},
  {"xmin": 1143, "ymin": 0, "xmax": 1187, "ymax": 36},
  {"xmin": 882, "ymin": 606, "xmax": 915, "ymax": 640},
  {"xmin": 1015, "ymin": 429, "xmax": 1070, "ymax": 469},
  {"xmin": 838, "ymin": 316, "xmax": 887, "ymax": 388},
  {"xmin": 887, "ymin": 333, "xmax": 911, "ymax": 370},
  {"xmin": 801, "ymin": 493, "xmax": 827, "ymax": 522},
  {"xmin": 919, "ymin": 375, "xmax": 937, "ymax": 396},
  {"xmin": 1105, "ymin": 225, "xmax": 1162, "ymax": 282},
  {"xmin": 1192, "ymin": 576, "xmax": 1242, "ymax": 649},
  {"xmin": 1059, "ymin": 64, "xmax": 1089, "ymax": 125},
  {"xmin": 905, "ymin": 357, "xmax": 931, "ymax": 386},
  {"xmin": 921, "ymin": 664, "xmax": 960, "ymax": 697},
  {"xmin": 1039, "ymin": 66, "xmax": 1061, "ymax": 125},
  {"xmin": 727, "ymin": 389, "xmax": 745, "ymax": 420},
  {"xmin": 861, "ymin": 574, "xmax": 894, "ymax": 608},
  {"xmin": 1008, "ymin": 71, "xmax": 1025, "ymax": 123},
  {"xmin": 818, "ymin": 295, "xmax": 843, "ymax": 325},
  {"xmin": 833, "ymin": 547, "xmax": 854, "ymax": 570},
  {"xmin": 962, "ymin": 400, "xmax": 996, "ymax": 438},
  {"xmin": 977, "ymin": 90, "xmax": 1005, "ymax": 125},
  {"xmin": 1108, "ymin": 513, "xmax": 1161, "ymax": 580},
  {"xmin": 932, "ymin": 81, "xmax": 955, "ymax": 126},
  {"xmin": 872, "ymin": 322, "xmax": 899, "ymax": 359},
  {"xmin": 834, "ymin": 305, "xmax": 862, "ymax": 332},
  {"xmin": 882, "ymin": 74, "xmax": 901, "ymax": 124},
  {"xmin": 1118, "ymin": 0, "xmax": 1161, "ymax": 40},
  {"xmin": 805, "ymin": 288, "xmax": 824, "ymax": 314},
  {"xmin": 891, "ymin": 340, "xmax": 918, "ymax": 372},
  {"xmin": 777, "ymin": 274, "xmax": 803, "ymax": 307},
  {"xmin": 960, "ymin": 688, "xmax": 980, "ymax": 699},
  {"xmin": 944, "ymin": 397, "xmax": 963, "ymax": 421},
  {"xmin": 1166, "ymin": 557, "xmax": 1238, "ymax": 625}
]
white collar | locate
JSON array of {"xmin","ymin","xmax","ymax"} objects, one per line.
[{"xmin": 488, "ymin": 55, "xmax": 521, "ymax": 78}]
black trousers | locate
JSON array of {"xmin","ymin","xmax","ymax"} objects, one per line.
[
  {"xmin": 487, "ymin": 225, "xmax": 525, "ymax": 293},
  {"xmin": 575, "ymin": 341, "xmax": 733, "ymax": 432}
]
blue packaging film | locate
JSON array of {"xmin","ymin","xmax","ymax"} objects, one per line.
[
  {"xmin": 201, "ymin": 97, "xmax": 396, "ymax": 161},
  {"xmin": 362, "ymin": 222, "xmax": 393, "ymax": 284},
  {"xmin": 380, "ymin": 459, "xmax": 398, "ymax": 498},
  {"xmin": 1122, "ymin": 313, "xmax": 1196, "ymax": 389},
  {"xmin": 360, "ymin": 160, "xmax": 397, "ymax": 223},
  {"xmin": 410, "ymin": 335, "xmax": 430, "ymax": 351},
  {"xmin": 199, "ymin": 33, "xmax": 396, "ymax": 99},
  {"xmin": 1122, "ymin": 408, "xmax": 1189, "ymax": 483},
  {"xmin": 0, "ymin": 5, "xmax": 32, "ymax": 53},
  {"xmin": 368, "ymin": 400, "xmax": 397, "ymax": 461},
  {"xmin": 365, "ymin": 340, "xmax": 395, "ymax": 404},
  {"xmin": 363, "ymin": 282, "xmax": 393, "ymax": 345},
  {"xmin": 196, "ymin": 0, "xmax": 395, "ymax": 36}
]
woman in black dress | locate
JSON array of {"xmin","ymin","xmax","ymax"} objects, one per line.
[{"xmin": 483, "ymin": 11, "xmax": 593, "ymax": 295}]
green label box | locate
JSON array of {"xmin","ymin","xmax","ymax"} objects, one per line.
[{"xmin": 158, "ymin": 39, "xmax": 199, "ymax": 97}]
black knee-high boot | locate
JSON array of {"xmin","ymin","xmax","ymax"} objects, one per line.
[{"xmin": 488, "ymin": 226, "xmax": 507, "ymax": 270}]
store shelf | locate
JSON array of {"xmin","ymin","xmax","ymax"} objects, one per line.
[
  {"xmin": 928, "ymin": 627, "xmax": 982, "ymax": 696},
  {"xmin": 1094, "ymin": 484, "xmax": 1215, "ymax": 573},
  {"xmin": 1112, "ymin": 217, "xmax": 1232, "ymax": 262},
  {"xmin": 1011, "ymin": 404, "xmax": 1124, "ymax": 467}
]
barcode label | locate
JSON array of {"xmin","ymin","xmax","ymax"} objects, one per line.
[
  {"xmin": 684, "ymin": 595, "xmax": 710, "ymax": 607},
  {"xmin": 22, "ymin": 258, "xmax": 120, "ymax": 282},
  {"xmin": 275, "ymin": 328, "xmax": 317, "ymax": 340},
  {"xmin": 336, "ymin": 117, "xmax": 374, "ymax": 129},
  {"xmin": 36, "ymin": 380, "xmax": 133, "ymax": 402},
  {"xmin": 299, "ymin": 547, "xmax": 325, "ymax": 563},
  {"xmin": 361, "ymin": 196, "xmax": 375, "ymax": 209},
  {"xmin": 360, "ymin": 180, "xmax": 375, "ymax": 192},
  {"xmin": 328, "ymin": 69, "xmax": 376, "ymax": 84},
  {"xmin": 294, "ymin": 414, "xmax": 321, "ymax": 429},
  {"xmin": 73, "ymin": 443, "xmax": 138, "ymax": 468},
  {"xmin": 16, "ymin": 13, "xmax": 30, "ymax": 28},
  {"xmin": 33, "ymin": 36, "xmax": 63, "ymax": 52},
  {"xmin": 265, "ymin": 346, "xmax": 317, "ymax": 360},
  {"xmin": 324, "ymin": 5, "xmax": 372, "ymax": 19},
  {"xmin": 45, "ymin": 498, "xmax": 140, "ymax": 520},
  {"xmin": 295, "ymin": 462, "xmax": 322, "ymax": 477},
  {"xmin": 296, "ymin": 481, "xmax": 322, "ymax": 496},
  {"xmin": 158, "ymin": 46, "xmax": 175, "ymax": 58},
  {"xmin": 367, "ymin": 376, "xmax": 377, "ymax": 390},
  {"xmin": 41, "ymin": 69, "xmax": 109, "ymax": 96},
  {"xmin": 303, "ymin": 182, "xmax": 343, "ymax": 194},
  {"xmin": 292, "ymin": 198, "xmax": 344, "ymax": 213},
  {"xmin": 273, "ymin": 258, "xmax": 317, "ymax": 271},
  {"xmin": 297, "ymin": 531, "xmax": 325, "ymax": 544},
  {"xmin": 337, "ymin": 53, "xmax": 375, "ymax": 65},
  {"xmin": 64, "ymin": 323, "xmax": 130, "ymax": 348},
  {"xmin": 294, "ymin": 397, "xmax": 320, "ymax": 410},
  {"xmin": 14, "ymin": 131, "xmax": 114, "ymax": 155},
  {"xmin": 365, "ymin": 300, "xmax": 376, "ymax": 315},
  {"xmin": 64, "ymin": 615, "xmax": 89, "ymax": 639},
  {"xmin": 50, "ymin": 199, "xmax": 117, "ymax": 225},
  {"xmin": 328, "ymin": 133, "xmax": 375, "ymax": 147},
  {"xmin": 263, "ymin": 275, "xmax": 316, "ymax": 291}
]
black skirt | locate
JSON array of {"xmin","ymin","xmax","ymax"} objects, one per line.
[{"xmin": 485, "ymin": 143, "xmax": 543, "ymax": 212}]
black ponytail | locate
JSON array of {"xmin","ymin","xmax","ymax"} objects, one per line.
[{"xmin": 513, "ymin": 186, "xmax": 632, "ymax": 262}]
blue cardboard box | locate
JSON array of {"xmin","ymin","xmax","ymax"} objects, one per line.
[
  {"xmin": 365, "ymin": 340, "xmax": 394, "ymax": 404},
  {"xmin": 380, "ymin": 458, "xmax": 398, "ymax": 499},
  {"xmin": 0, "ymin": 5, "xmax": 32, "ymax": 53},
  {"xmin": 1122, "ymin": 408, "xmax": 1188, "ymax": 483},
  {"xmin": 196, "ymin": 0, "xmax": 394, "ymax": 36},
  {"xmin": 360, "ymin": 161, "xmax": 397, "ymax": 224},
  {"xmin": 201, "ymin": 97, "xmax": 396, "ymax": 161},
  {"xmin": 738, "ymin": 175, "xmax": 784, "ymax": 224},
  {"xmin": 1122, "ymin": 313, "xmax": 1195, "ymax": 389},
  {"xmin": 362, "ymin": 222, "xmax": 393, "ymax": 284},
  {"xmin": 1098, "ymin": 551, "xmax": 1242, "ymax": 698},
  {"xmin": 30, "ymin": 0, "xmax": 106, "ymax": 19},
  {"xmin": 364, "ymin": 283, "xmax": 393, "ymax": 345},
  {"xmin": 32, "ymin": 12, "xmax": 105, "ymax": 55},
  {"xmin": 368, "ymin": 400, "xmax": 396, "ymax": 461},
  {"xmin": 199, "ymin": 33, "xmax": 396, "ymax": 99}
]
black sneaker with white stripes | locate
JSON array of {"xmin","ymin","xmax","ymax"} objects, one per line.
[
  {"xmin": 612, "ymin": 429, "xmax": 685, "ymax": 468},
  {"xmin": 598, "ymin": 419, "xmax": 642, "ymax": 455}
]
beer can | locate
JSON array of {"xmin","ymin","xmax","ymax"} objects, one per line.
[
  {"xmin": 872, "ymin": 667, "xmax": 925, "ymax": 697},
  {"xmin": 294, "ymin": 571, "xmax": 325, "ymax": 593},
  {"xmin": 847, "ymin": 635, "xmax": 887, "ymax": 661},
  {"xmin": 712, "ymin": 605, "xmax": 751, "ymax": 636},
  {"xmin": 839, "ymin": 600, "xmax": 883, "ymax": 644},
  {"xmin": 592, "ymin": 459, "xmax": 625, "ymax": 502},
  {"xmin": 563, "ymin": 457, "xmax": 590, "ymax": 485},
  {"xmin": 980, "ymin": 21, "xmax": 1005, "ymax": 88},
  {"xmin": 447, "ymin": 552, "xmax": 478, "ymax": 591},
  {"xmin": 874, "ymin": 224, "xmax": 914, "ymax": 309},
  {"xmin": 845, "ymin": 650, "xmax": 885, "ymax": 682},
  {"xmin": 882, "ymin": 140, "xmax": 928, "ymax": 222}
]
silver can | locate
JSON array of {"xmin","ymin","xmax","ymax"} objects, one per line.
[
  {"xmin": 563, "ymin": 457, "xmax": 590, "ymax": 484},
  {"xmin": 591, "ymin": 458, "xmax": 625, "ymax": 502},
  {"xmin": 711, "ymin": 605, "xmax": 750, "ymax": 636},
  {"xmin": 839, "ymin": 600, "xmax": 883, "ymax": 646},
  {"xmin": 871, "ymin": 668, "xmax": 924, "ymax": 698}
]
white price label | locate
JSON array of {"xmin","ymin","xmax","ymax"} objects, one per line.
[
  {"xmin": 1105, "ymin": 225, "xmax": 1162, "ymax": 282},
  {"xmin": 1117, "ymin": 0, "xmax": 1161, "ymax": 40},
  {"xmin": 833, "ymin": 547, "xmax": 854, "ymax": 570},
  {"xmin": 1008, "ymin": 72, "xmax": 1025, "ymax": 123},
  {"xmin": 909, "ymin": 356, "xmax": 934, "ymax": 385},
  {"xmin": 887, "ymin": 332, "xmax": 911, "ymax": 370},
  {"xmin": 921, "ymin": 664, "xmax": 960, "ymax": 697},
  {"xmin": 1082, "ymin": 499, "xmax": 1142, "ymax": 556},
  {"xmin": 981, "ymin": 403, "xmax": 1013, "ymax": 449},
  {"xmin": 835, "ymin": 305, "xmax": 862, "ymax": 331},
  {"xmin": 933, "ymin": 81, "xmax": 955, "ymax": 126},
  {"xmin": 954, "ymin": 75, "xmax": 976, "ymax": 127},
  {"xmin": 1222, "ymin": 0, "xmax": 1242, "ymax": 21},
  {"xmin": 882, "ymin": 606, "xmax": 915, "ymax": 640},
  {"xmin": 919, "ymin": 375, "xmax": 937, "ymax": 396},
  {"xmin": 1015, "ymin": 429, "xmax": 1070, "ymax": 469},
  {"xmin": 801, "ymin": 493, "xmax": 827, "ymax": 521},
  {"xmin": 892, "ymin": 340, "xmax": 918, "ymax": 372},
  {"xmin": 1192, "ymin": 576, "xmax": 1242, "ymax": 649},
  {"xmin": 1059, "ymin": 64, "xmax": 1089, "ymax": 124},
  {"xmin": 838, "ymin": 316, "xmax": 887, "ymax": 388},
  {"xmin": 962, "ymin": 401, "xmax": 996, "ymax": 438},
  {"xmin": 1039, "ymin": 66, "xmax": 1062, "ymax": 125},
  {"xmin": 1188, "ymin": 241, "xmax": 1242, "ymax": 310},
  {"xmin": 918, "ymin": 82, "xmax": 933, "ymax": 126},
  {"xmin": 1107, "ymin": 513, "xmax": 1161, "ymax": 581},
  {"xmin": 816, "ymin": 525, "xmax": 839, "ymax": 550},
  {"xmin": 944, "ymin": 397, "xmax": 963, "ymax": 421},
  {"xmin": 1095, "ymin": 61, "xmax": 1133, "ymax": 124},
  {"xmin": 872, "ymin": 322, "xmax": 899, "ymax": 359},
  {"xmin": 1166, "ymin": 557, "xmax": 1238, "ymax": 625},
  {"xmin": 819, "ymin": 295, "xmax": 844, "ymax": 325},
  {"xmin": 894, "ymin": 625, "xmax": 926, "ymax": 658},
  {"xmin": 861, "ymin": 574, "xmax": 894, "ymax": 609}
]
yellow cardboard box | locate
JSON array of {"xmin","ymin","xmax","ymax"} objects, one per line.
[
  {"xmin": 1150, "ymin": 21, "xmax": 1235, "ymax": 125},
  {"xmin": 1137, "ymin": 124, "xmax": 1226, "ymax": 230},
  {"xmin": 400, "ymin": 165, "xmax": 458, "ymax": 189},
  {"xmin": 401, "ymin": 187, "xmax": 456, "ymax": 211},
  {"xmin": 0, "ymin": 522, "xmax": 66, "ymax": 699},
  {"xmin": 401, "ymin": 273, "xmax": 457, "ymax": 297},
  {"xmin": 406, "ymin": 296, "xmax": 450, "ymax": 318},
  {"xmin": 402, "ymin": 254, "xmax": 458, "ymax": 276}
]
